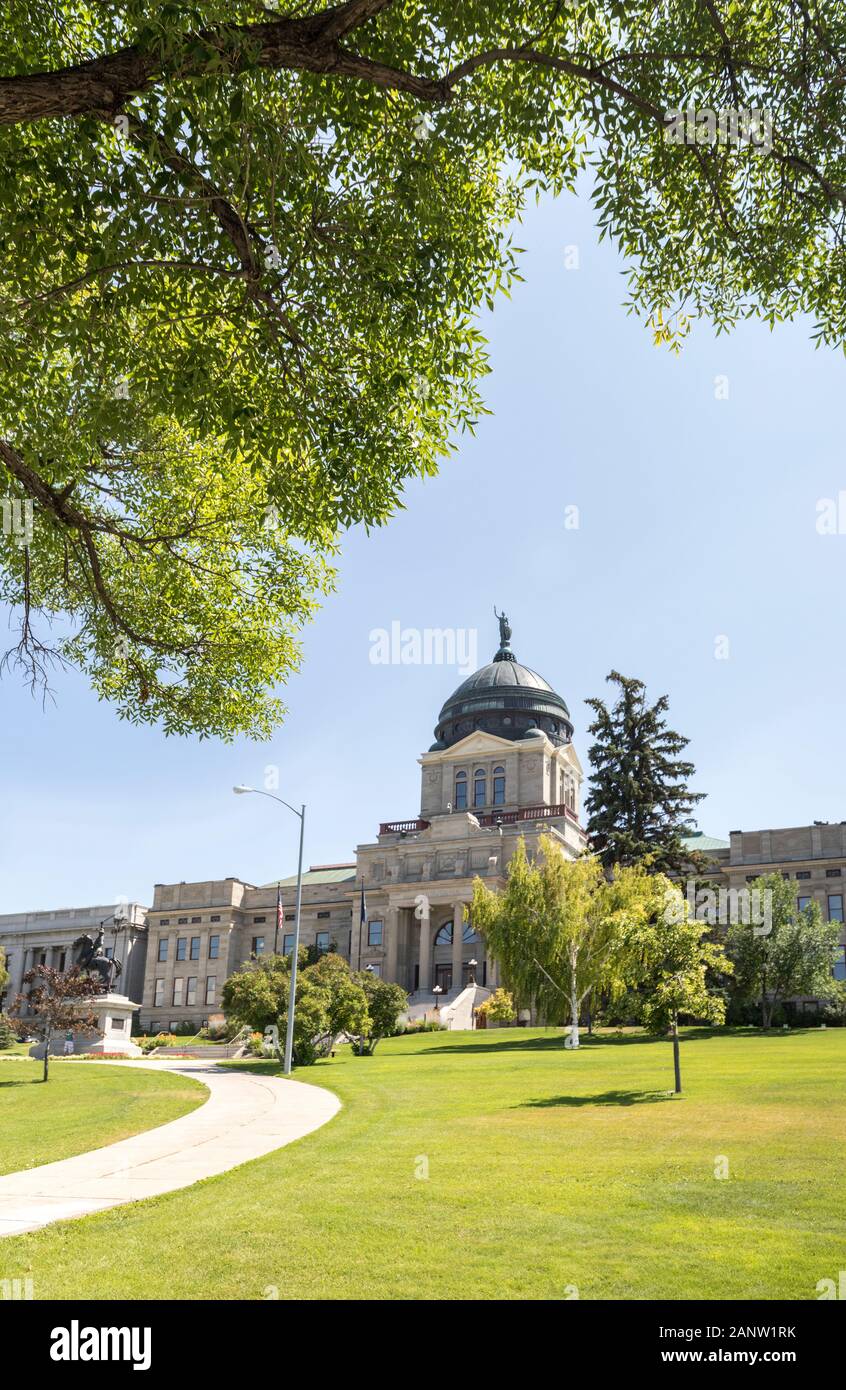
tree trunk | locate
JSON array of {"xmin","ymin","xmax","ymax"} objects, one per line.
[
  {"xmin": 672, "ymin": 1016, "xmax": 681, "ymax": 1094},
  {"xmin": 42, "ymin": 1024, "xmax": 51, "ymax": 1082},
  {"xmin": 569, "ymin": 981, "xmax": 579, "ymax": 1049}
]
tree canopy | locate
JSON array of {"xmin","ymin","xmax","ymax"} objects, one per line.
[
  {"xmin": 471, "ymin": 834, "xmax": 662, "ymax": 1043},
  {"xmin": 726, "ymin": 872, "xmax": 843, "ymax": 1027},
  {"xmin": 3, "ymin": 2, "xmax": 846, "ymax": 734}
]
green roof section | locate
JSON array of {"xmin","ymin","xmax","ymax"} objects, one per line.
[
  {"xmin": 681, "ymin": 831, "xmax": 729, "ymax": 852},
  {"xmin": 260, "ymin": 864, "xmax": 357, "ymax": 889}
]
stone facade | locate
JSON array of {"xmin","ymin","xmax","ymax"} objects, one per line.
[
  {"xmin": 0, "ymin": 902, "xmax": 148, "ymax": 1011},
  {"xmin": 3, "ymin": 631, "xmax": 845, "ymax": 1030}
]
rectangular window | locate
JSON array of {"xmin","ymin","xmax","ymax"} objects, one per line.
[
  {"xmin": 252, "ymin": 936, "xmax": 265, "ymax": 956},
  {"xmin": 455, "ymin": 781, "xmax": 468, "ymax": 810},
  {"xmin": 172, "ymin": 978, "xmax": 184, "ymax": 1007},
  {"xmin": 205, "ymin": 976, "xmax": 217, "ymax": 1005},
  {"xmin": 160, "ymin": 919, "xmax": 170, "ymax": 927},
  {"xmin": 191, "ymin": 916, "xmax": 201, "ymax": 923},
  {"xmin": 796, "ymin": 871, "xmax": 811, "ymax": 880},
  {"xmin": 493, "ymin": 774, "xmax": 506, "ymax": 805},
  {"xmin": 316, "ymin": 931, "xmax": 330, "ymax": 954},
  {"xmin": 368, "ymin": 920, "xmax": 383, "ymax": 947},
  {"xmin": 798, "ymin": 895, "xmax": 811, "ymax": 912},
  {"xmin": 317, "ymin": 910, "xmax": 330, "ymax": 919},
  {"xmin": 209, "ymin": 935, "xmax": 220, "ymax": 960},
  {"xmin": 178, "ymin": 917, "xmax": 188, "ymax": 924},
  {"xmin": 834, "ymin": 946, "xmax": 846, "ymax": 983},
  {"xmin": 827, "ymin": 868, "xmax": 842, "ymax": 878},
  {"xmin": 158, "ymin": 938, "xmax": 168, "ymax": 963},
  {"xmin": 176, "ymin": 937, "xmax": 187, "ymax": 961},
  {"xmin": 186, "ymin": 977, "xmax": 197, "ymax": 1006},
  {"xmin": 253, "ymin": 916, "xmax": 266, "ymax": 924},
  {"xmin": 190, "ymin": 936, "xmax": 201, "ymax": 960},
  {"xmin": 828, "ymin": 894, "xmax": 844, "ymax": 923},
  {"xmin": 154, "ymin": 979, "xmax": 165, "ymax": 1007},
  {"xmin": 210, "ymin": 915, "xmax": 220, "ymax": 923},
  {"xmin": 283, "ymin": 934, "xmax": 295, "ymax": 955}
]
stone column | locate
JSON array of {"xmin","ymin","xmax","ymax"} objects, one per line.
[
  {"xmin": 11, "ymin": 943, "xmax": 28, "ymax": 997},
  {"xmin": 418, "ymin": 912, "xmax": 432, "ymax": 993},
  {"xmin": 452, "ymin": 902, "xmax": 465, "ymax": 993},
  {"xmin": 385, "ymin": 906, "xmax": 399, "ymax": 983}
]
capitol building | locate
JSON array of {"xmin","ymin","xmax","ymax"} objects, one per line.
[{"xmin": 2, "ymin": 619, "xmax": 845, "ymax": 1032}]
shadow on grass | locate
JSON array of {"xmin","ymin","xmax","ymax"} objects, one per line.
[
  {"xmin": 421, "ymin": 1026, "xmax": 823, "ymax": 1057},
  {"xmin": 519, "ymin": 1088, "xmax": 676, "ymax": 1109}
]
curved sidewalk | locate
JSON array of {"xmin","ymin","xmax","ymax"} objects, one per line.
[{"xmin": 0, "ymin": 1059, "xmax": 340, "ymax": 1237}]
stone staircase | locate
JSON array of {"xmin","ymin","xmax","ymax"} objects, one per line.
[
  {"xmin": 150, "ymin": 1042, "xmax": 249, "ymax": 1059},
  {"xmin": 405, "ymin": 983, "xmax": 492, "ymax": 1030}
]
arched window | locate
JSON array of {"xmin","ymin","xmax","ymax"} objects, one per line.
[
  {"xmin": 454, "ymin": 770, "xmax": 467, "ymax": 810},
  {"xmin": 462, "ymin": 920, "xmax": 479, "ymax": 943},
  {"xmin": 473, "ymin": 768, "xmax": 486, "ymax": 807},
  {"xmin": 435, "ymin": 923, "xmax": 453, "ymax": 946},
  {"xmin": 493, "ymin": 766, "xmax": 505, "ymax": 805}
]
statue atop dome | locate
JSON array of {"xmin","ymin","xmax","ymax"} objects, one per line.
[{"xmin": 494, "ymin": 605, "xmax": 512, "ymax": 650}]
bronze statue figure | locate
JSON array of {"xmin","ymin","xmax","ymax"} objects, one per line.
[
  {"xmin": 494, "ymin": 605, "xmax": 512, "ymax": 648},
  {"xmin": 72, "ymin": 927, "xmax": 122, "ymax": 992}
]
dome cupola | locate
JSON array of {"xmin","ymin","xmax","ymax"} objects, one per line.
[{"xmin": 430, "ymin": 610, "xmax": 573, "ymax": 750}]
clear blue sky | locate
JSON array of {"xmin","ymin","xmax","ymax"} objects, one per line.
[{"xmin": 3, "ymin": 187, "xmax": 845, "ymax": 913}]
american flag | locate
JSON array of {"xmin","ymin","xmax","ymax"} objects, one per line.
[{"xmin": 275, "ymin": 882, "xmax": 284, "ymax": 954}]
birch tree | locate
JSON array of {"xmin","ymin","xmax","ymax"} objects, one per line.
[{"xmin": 471, "ymin": 835, "xmax": 658, "ymax": 1048}]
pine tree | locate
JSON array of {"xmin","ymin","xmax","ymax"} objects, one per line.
[
  {"xmin": 0, "ymin": 1014, "xmax": 14, "ymax": 1050},
  {"xmin": 584, "ymin": 671, "xmax": 705, "ymax": 874}
]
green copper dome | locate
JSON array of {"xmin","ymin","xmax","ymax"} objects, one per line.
[{"xmin": 431, "ymin": 614, "xmax": 573, "ymax": 750}]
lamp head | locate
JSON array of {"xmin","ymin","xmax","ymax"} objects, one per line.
[{"xmin": 233, "ymin": 785, "xmax": 254, "ymax": 795}]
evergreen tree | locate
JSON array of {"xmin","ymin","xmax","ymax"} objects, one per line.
[
  {"xmin": 0, "ymin": 1014, "xmax": 14, "ymax": 1050},
  {"xmin": 584, "ymin": 671, "xmax": 705, "ymax": 874}
]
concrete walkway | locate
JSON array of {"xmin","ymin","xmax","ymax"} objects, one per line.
[{"xmin": 0, "ymin": 1059, "xmax": 340, "ymax": 1237}]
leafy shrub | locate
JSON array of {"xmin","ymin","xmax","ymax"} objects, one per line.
[
  {"xmin": 475, "ymin": 988, "xmax": 516, "ymax": 1025},
  {"xmin": 139, "ymin": 1032, "xmax": 179, "ymax": 1053},
  {"xmin": 0, "ymin": 1014, "xmax": 14, "ymax": 1050}
]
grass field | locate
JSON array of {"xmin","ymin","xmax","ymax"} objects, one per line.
[
  {"xmin": 0, "ymin": 1060, "xmax": 207, "ymax": 1175},
  {"xmin": 2, "ymin": 1027, "xmax": 844, "ymax": 1300}
]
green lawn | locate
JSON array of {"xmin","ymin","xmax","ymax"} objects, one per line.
[
  {"xmin": 2, "ymin": 1027, "xmax": 845, "ymax": 1300},
  {"xmin": 0, "ymin": 1060, "xmax": 207, "ymax": 1175}
]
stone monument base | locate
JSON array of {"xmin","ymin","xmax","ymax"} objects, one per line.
[{"xmin": 29, "ymin": 993, "xmax": 142, "ymax": 1058}]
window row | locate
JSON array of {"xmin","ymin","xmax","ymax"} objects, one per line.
[
  {"xmin": 251, "ymin": 931, "xmax": 332, "ymax": 957},
  {"xmin": 159, "ymin": 915, "xmax": 221, "ymax": 926},
  {"xmin": 796, "ymin": 893, "xmax": 844, "ymax": 922},
  {"xmin": 158, "ymin": 934, "xmax": 220, "ymax": 963},
  {"xmin": 154, "ymin": 976, "xmax": 217, "ymax": 1007},
  {"xmin": 454, "ymin": 767, "xmax": 506, "ymax": 810}
]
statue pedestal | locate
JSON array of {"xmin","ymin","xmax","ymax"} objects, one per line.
[{"xmin": 30, "ymin": 994, "xmax": 142, "ymax": 1058}]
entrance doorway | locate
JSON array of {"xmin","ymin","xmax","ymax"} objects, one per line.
[{"xmin": 435, "ymin": 964, "xmax": 452, "ymax": 992}]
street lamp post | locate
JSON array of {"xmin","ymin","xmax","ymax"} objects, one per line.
[{"xmin": 233, "ymin": 785, "xmax": 306, "ymax": 1076}]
